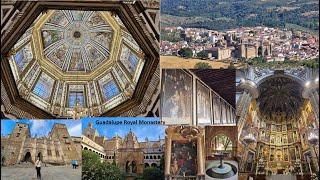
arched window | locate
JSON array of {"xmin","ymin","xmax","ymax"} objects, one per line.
[
  {"xmin": 132, "ymin": 161, "xmax": 137, "ymax": 173},
  {"xmin": 128, "ymin": 53, "xmax": 139, "ymax": 72},
  {"xmin": 126, "ymin": 161, "xmax": 130, "ymax": 173},
  {"xmin": 68, "ymin": 91, "xmax": 84, "ymax": 107},
  {"xmin": 212, "ymin": 134, "xmax": 232, "ymax": 151},
  {"xmin": 102, "ymin": 80, "xmax": 120, "ymax": 101},
  {"xmin": 32, "ymin": 73, "xmax": 54, "ymax": 101},
  {"xmin": 24, "ymin": 152, "xmax": 32, "ymax": 162}
]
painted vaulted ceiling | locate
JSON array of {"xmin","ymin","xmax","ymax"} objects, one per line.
[
  {"xmin": 9, "ymin": 10, "xmax": 145, "ymax": 117},
  {"xmin": 257, "ymin": 76, "xmax": 303, "ymax": 120}
]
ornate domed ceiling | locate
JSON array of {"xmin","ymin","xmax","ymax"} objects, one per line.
[
  {"xmin": 257, "ymin": 76, "xmax": 303, "ymax": 120},
  {"xmin": 41, "ymin": 11, "xmax": 114, "ymax": 72},
  {"xmin": 7, "ymin": 10, "xmax": 147, "ymax": 118}
]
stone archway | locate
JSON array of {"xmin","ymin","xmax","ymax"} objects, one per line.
[
  {"xmin": 205, "ymin": 126, "xmax": 237, "ymax": 158},
  {"xmin": 37, "ymin": 152, "xmax": 43, "ymax": 161},
  {"xmin": 24, "ymin": 152, "xmax": 32, "ymax": 162},
  {"xmin": 126, "ymin": 161, "xmax": 131, "ymax": 173},
  {"xmin": 151, "ymin": 163, "xmax": 157, "ymax": 167},
  {"xmin": 132, "ymin": 161, "xmax": 137, "ymax": 173},
  {"xmin": 144, "ymin": 163, "xmax": 150, "ymax": 168}
]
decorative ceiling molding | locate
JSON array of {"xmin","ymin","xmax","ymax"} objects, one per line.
[{"xmin": 1, "ymin": 1, "xmax": 160, "ymax": 118}]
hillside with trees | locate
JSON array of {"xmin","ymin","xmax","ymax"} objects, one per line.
[{"xmin": 161, "ymin": 0, "xmax": 319, "ymax": 33}]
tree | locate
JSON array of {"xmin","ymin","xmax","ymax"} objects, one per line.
[
  {"xmin": 142, "ymin": 167, "xmax": 164, "ymax": 180},
  {"xmin": 178, "ymin": 48, "xmax": 193, "ymax": 58},
  {"xmin": 159, "ymin": 156, "xmax": 165, "ymax": 171},
  {"xmin": 82, "ymin": 150, "xmax": 125, "ymax": 180},
  {"xmin": 197, "ymin": 50, "xmax": 209, "ymax": 59},
  {"xmin": 194, "ymin": 62, "xmax": 212, "ymax": 69},
  {"xmin": 98, "ymin": 163, "xmax": 125, "ymax": 180}
]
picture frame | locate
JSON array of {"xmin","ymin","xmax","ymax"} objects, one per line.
[
  {"xmin": 161, "ymin": 69, "xmax": 193, "ymax": 125},
  {"xmin": 196, "ymin": 79, "xmax": 212, "ymax": 125}
]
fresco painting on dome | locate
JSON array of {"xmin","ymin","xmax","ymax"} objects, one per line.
[
  {"xmin": 88, "ymin": 82, "xmax": 98, "ymax": 105},
  {"xmin": 15, "ymin": 27, "xmax": 33, "ymax": 45},
  {"xmin": 116, "ymin": 65, "xmax": 130, "ymax": 86},
  {"xmin": 32, "ymin": 73, "xmax": 54, "ymax": 101},
  {"xmin": 69, "ymin": 50, "xmax": 84, "ymax": 71},
  {"xmin": 120, "ymin": 46, "xmax": 140, "ymax": 75},
  {"xmin": 71, "ymin": 11, "xmax": 84, "ymax": 21},
  {"xmin": 161, "ymin": 69, "xmax": 192, "ymax": 125},
  {"xmin": 55, "ymin": 83, "xmax": 63, "ymax": 105},
  {"xmin": 122, "ymin": 32, "xmax": 141, "ymax": 52},
  {"xmin": 196, "ymin": 80, "xmax": 211, "ymax": 124},
  {"xmin": 90, "ymin": 31, "xmax": 113, "ymax": 51},
  {"xmin": 14, "ymin": 43, "xmax": 33, "ymax": 72},
  {"xmin": 47, "ymin": 11, "xmax": 69, "ymax": 27},
  {"xmin": 47, "ymin": 44, "xmax": 68, "ymax": 69},
  {"xmin": 24, "ymin": 64, "xmax": 39, "ymax": 84},
  {"xmin": 87, "ymin": 12, "xmax": 105, "ymax": 27},
  {"xmin": 170, "ymin": 140, "xmax": 197, "ymax": 176},
  {"xmin": 86, "ymin": 44, "xmax": 105, "ymax": 69},
  {"xmin": 42, "ymin": 30, "xmax": 64, "ymax": 48}
]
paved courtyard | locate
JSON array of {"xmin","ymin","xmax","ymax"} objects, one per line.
[{"xmin": 1, "ymin": 166, "xmax": 81, "ymax": 180}]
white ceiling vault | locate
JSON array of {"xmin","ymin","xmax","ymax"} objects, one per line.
[{"xmin": 1, "ymin": 1, "xmax": 160, "ymax": 119}]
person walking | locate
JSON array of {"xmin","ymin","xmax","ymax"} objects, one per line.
[{"xmin": 35, "ymin": 157, "xmax": 42, "ymax": 179}]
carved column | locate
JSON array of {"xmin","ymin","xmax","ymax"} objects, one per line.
[
  {"xmin": 197, "ymin": 135, "xmax": 204, "ymax": 176},
  {"xmin": 303, "ymin": 86, "xmax": 319, "ymax": 122},
  {"xmin": 164, "ymin": 136, "xmax": 171, "ymax": 177},
  {"xmin": 309, "ymin": 91, "xmax": 319, "ymax": 121}
]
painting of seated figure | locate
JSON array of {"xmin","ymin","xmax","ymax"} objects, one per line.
[{"xmin": 170, "ymin": 140, "xmax": 197, "ymax": 177}]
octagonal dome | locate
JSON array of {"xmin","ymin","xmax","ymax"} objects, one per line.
[
  {"xmin": 8, "ymin": 10, "xmax": 146, "ymax": 118},
  {"xmin": 40, "ymin": 10, "xmax": 114, "ymax": 72}
]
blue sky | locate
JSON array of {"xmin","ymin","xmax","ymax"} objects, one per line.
[
  {"xmin": 82, "ymin": 117, "xmax": 164, "ymax": 142},
  {"xmin": 1, "ymin": 119, "xmax": 81, "ymax": 137}
]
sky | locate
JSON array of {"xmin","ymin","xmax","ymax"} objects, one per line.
[
  {"xmin": 1, "ymin": 119, "xmax": 81, "ymax": 137},
  {"xmin": 82, "ymin": 117, "xmax": 164, "ymax": 142}
]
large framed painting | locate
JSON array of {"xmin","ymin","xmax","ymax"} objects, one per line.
[
  {"xmin": 212, "ymin": 92, "xmax": 222, "ymax": 124},
  {"xmin": 226, "ymin": 104, "xmax": 231, "ymax": 124},
  {"xmin": 221, "ymin": 101, "xmax": 227, "ymax": 124},
  {"xmin": 232, "ymin": 107, "xmax": 236, "ymax": 124},
  {"xmin": 170, "ymin": 140, "xmax": 197, "ymax": 176},
  {"xmin": 161, "ymin": 69, "xmax": 193, "ymax": 125},
  {"xmin": 196, "ymin": 80, "xmax": 212, "ymax": 125}
]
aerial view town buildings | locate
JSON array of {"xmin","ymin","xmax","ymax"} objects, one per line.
[{"xmin": 160, "ymin": 26, "xmax": 319, "ymax": 68}]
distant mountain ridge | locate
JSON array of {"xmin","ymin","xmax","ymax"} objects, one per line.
[{"xmin": 161, "ymin": 0, "xmax": 319, "ymax": 32}]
